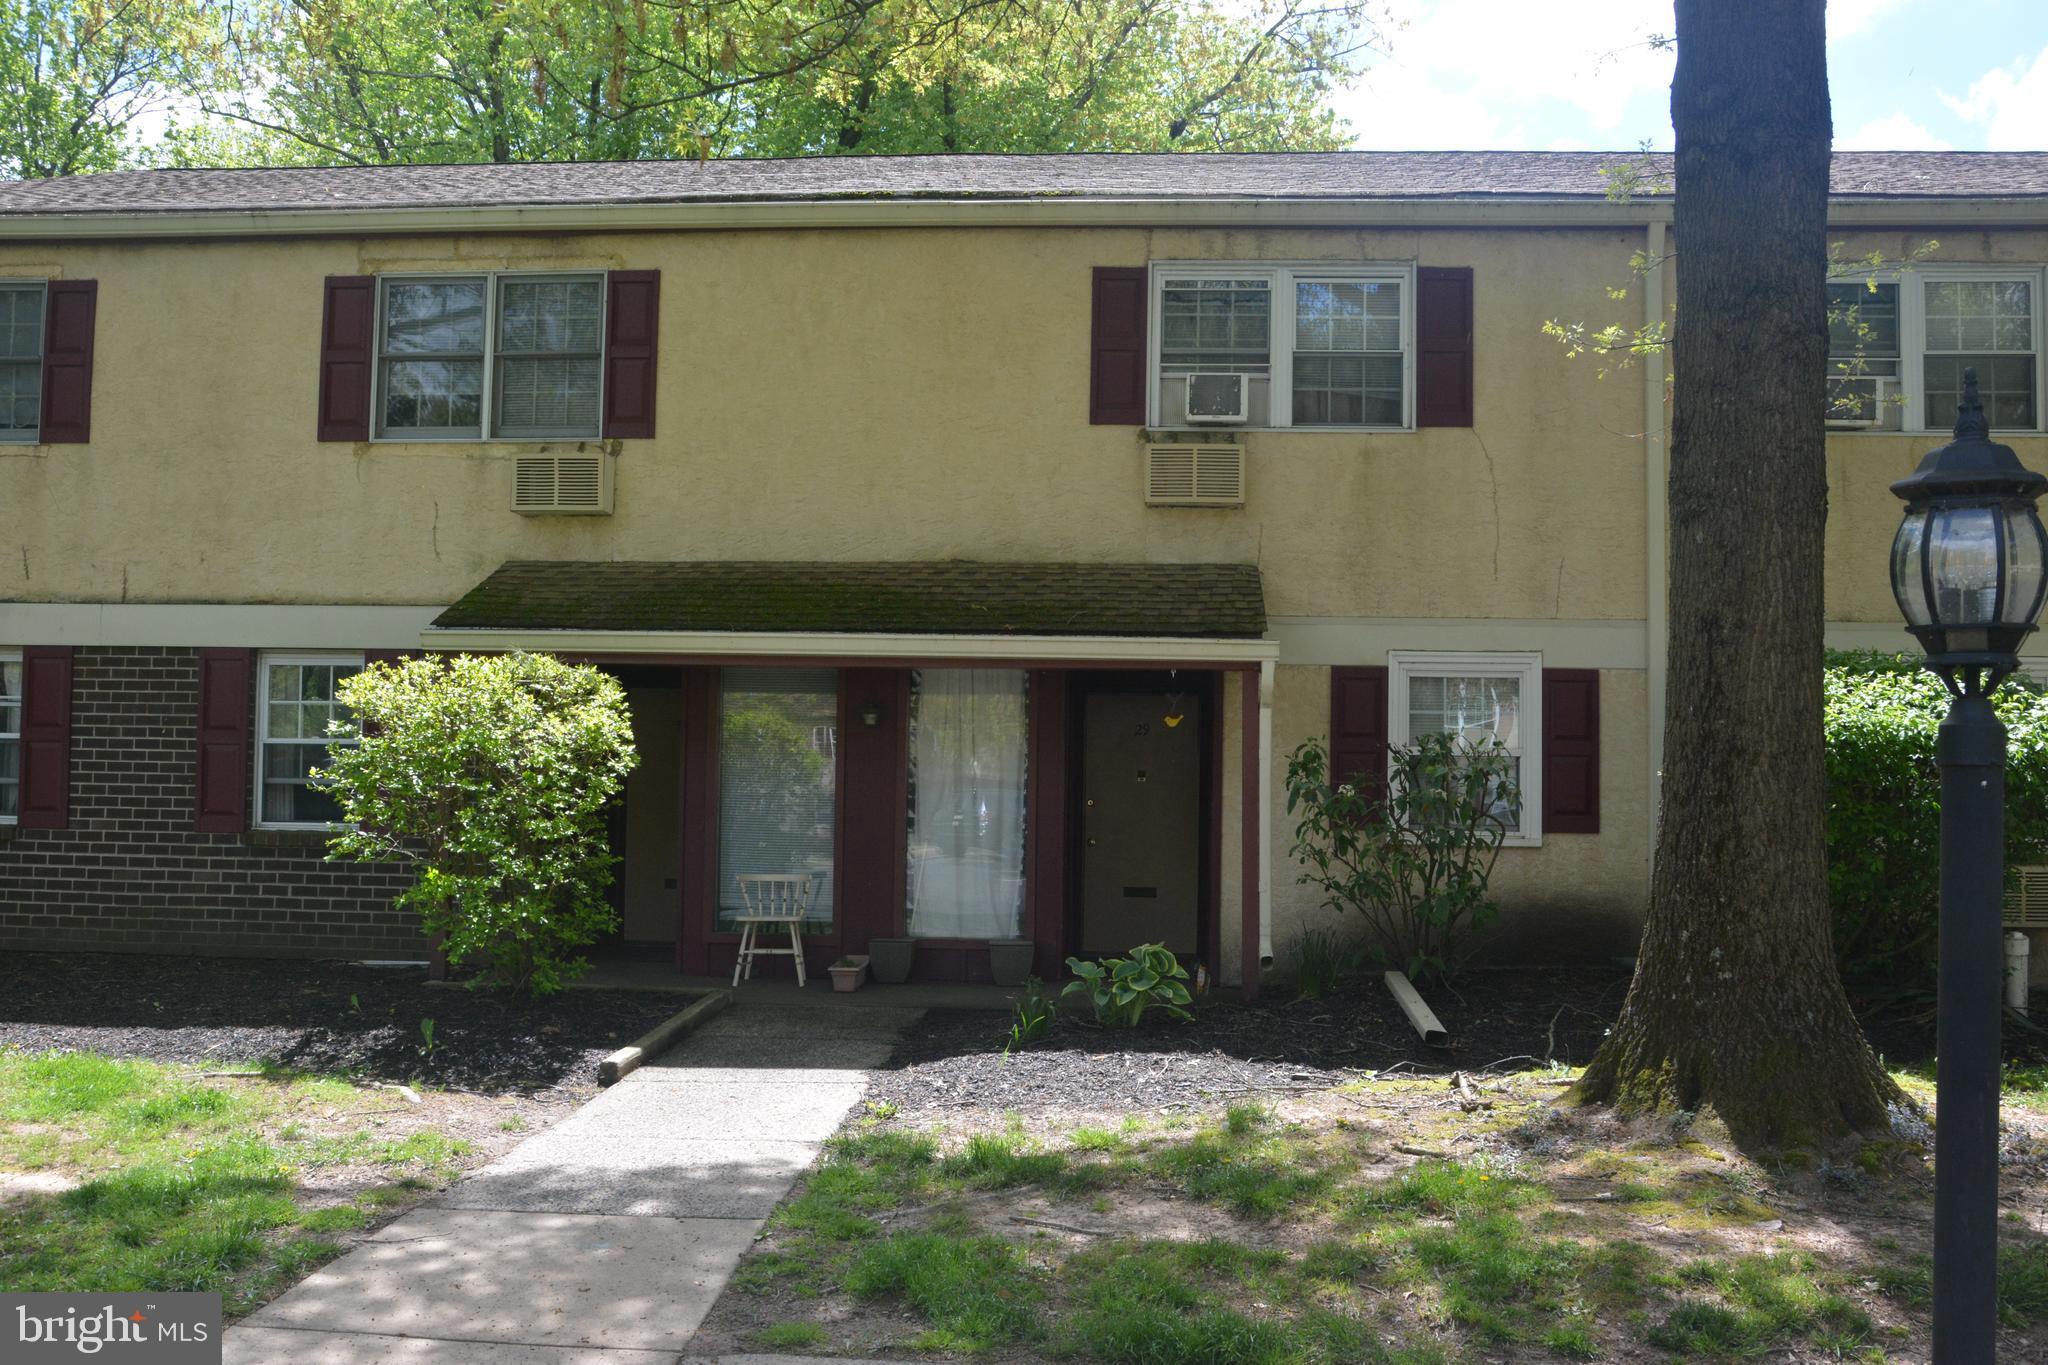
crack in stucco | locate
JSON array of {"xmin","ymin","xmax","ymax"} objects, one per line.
[{"xmin": 1472, "ymin": 428, "xmax": 1502, "ymax": 579}]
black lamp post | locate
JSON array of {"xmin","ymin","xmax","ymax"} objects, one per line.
[{"xmin": 1890, "ymin": 368, "xmax": 2048, "ymax": 1362}]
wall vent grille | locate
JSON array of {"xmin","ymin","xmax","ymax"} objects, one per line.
[
  {"xmin": 512, "ymin": 453, "xmax": 614, "ymax": 515},
  {"xmin": 2008, "ymin": 865, "xmax": 2048, "ymax": 929},
  {"xmin": 1145, "ymin": 443, "xmax": 1244, "ymax": 508}
]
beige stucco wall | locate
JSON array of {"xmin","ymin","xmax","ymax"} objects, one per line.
[
  {"xmin": 0, "ymin": 224, "xmax": 1646, "ymax": 619},
  {"xmin": 1266, "ymin": 663, "xmax": 1651, "ymax": 972}
]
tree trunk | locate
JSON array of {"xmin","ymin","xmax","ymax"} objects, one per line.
[{"xmin": 1573, "ymin": 0, "xmax": 1902, "ymax": 1149}]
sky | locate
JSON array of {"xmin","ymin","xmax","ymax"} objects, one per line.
[{"xmin": 1333, "ymin": 0, "xmax": 2048, "ymax": 152}]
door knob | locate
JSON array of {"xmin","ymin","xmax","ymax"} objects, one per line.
[{"xmin": 1088, "ymin": 837, "xmax": 1099, "ymax": 847}]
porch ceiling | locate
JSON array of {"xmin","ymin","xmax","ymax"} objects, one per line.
[{"xmin": 430, "ymin": 561, "xmax": 1268, "ymax": 640}]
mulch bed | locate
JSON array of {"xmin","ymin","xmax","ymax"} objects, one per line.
[
  {"xmin": 867, "ymin": 966, "xmax": 1635, "ymax": 1120},
  {"xmin": 0, "ymin": 953, "xmax": 684, "ymax": 1093}
]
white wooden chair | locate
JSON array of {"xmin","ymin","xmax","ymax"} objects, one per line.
[{"xmin": 732, "ymin": 873, "xmax": 814, "ymax": 988}]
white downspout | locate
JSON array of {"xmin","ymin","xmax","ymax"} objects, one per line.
[
  {"xmin": 1644, "ymin": 218, "xmax": 1669, "ymax": 833},
  {"xmin": 1257, "ymin": 657, "xmax": 1276, "ymax": 970}
]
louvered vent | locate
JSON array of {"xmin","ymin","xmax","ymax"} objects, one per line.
[
  {"xmin": 1145, "ymin": 443, "xmax": 1244, "ymax": 508},
  {"xmin": 512, "ymin": 453, "xmax": 614, "ymax": 516},
  {"xmin": 2008, "ymin": 866, "xmax": 2048, "ymax": 929}
]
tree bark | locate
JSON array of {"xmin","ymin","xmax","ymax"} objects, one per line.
[{"xmin": 1573, "ymin": 0, "xmax": 1903, "ymax": 1148}]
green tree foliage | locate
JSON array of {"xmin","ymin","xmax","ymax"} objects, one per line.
[
  {"xmin": 319, "ymin": 652, "xmax": 638, "ymax": 995},
  {"xmin": 164, "ymin": 0, "xmax": 1380, "ymax": 166},
  {"xmin": 1824, "ymin": 650, "xmax": 2048, "ymax": 1009},
  {"xmin": 1284, "ymin": 731, "xmax": 1518, "ymax": 982},
  {"xmin": 0, "ymin": 0, "xmax": 217, "ymax": 178}
]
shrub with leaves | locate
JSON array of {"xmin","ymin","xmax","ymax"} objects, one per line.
[
  {"xmin": 1285, "ymin": 731, "xmax": 1518, "ymax": 982},
  {"xmin": 318, "ymin": 652, "xmax": 638, "ymax": 994},
  {"xmin": 1063, "ymin": 944, "xmax": 1192, "ymax": 1028},
  {"xmin": 1824, "ymin": 650, "xmax": 2048, "ymax": 1008}
]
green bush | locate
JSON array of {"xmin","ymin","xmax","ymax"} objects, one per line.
[
  {"xmin": 1285, "ymin": 731, "xmax": 1517, "ymax": 982},
  {"xmin": 319, "ymin": 652, "xmax": 639, "ymax": 994},
  {"xmin": 1824, "ymin": 650, "xmax": 2048, "ymax": 1007}
]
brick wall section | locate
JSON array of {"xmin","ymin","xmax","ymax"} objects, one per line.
[{"xmin": 0, "ymin": 646, "xmax": 423, "ymax": 958}]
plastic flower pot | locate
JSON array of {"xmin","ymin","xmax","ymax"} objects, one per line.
[
  {"xmin": 829, "ymin": 955, "xmax": 870, "ymax": 993},
  {"xmin": 988, "ymin": 938, "xmax": 1035, "ymax": 986},
  {"xmin": 869, "ymin": 938, "xmax": 915, "ymax": 984}
]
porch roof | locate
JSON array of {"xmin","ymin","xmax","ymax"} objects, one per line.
[{"xmin": 430, "ymin": 560, "xmax": 1268, "ymax": 640}]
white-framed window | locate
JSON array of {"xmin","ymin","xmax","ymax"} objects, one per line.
[
  {"xmin": 255, "ymin": 652, "xmax": 363, "ymax": 829},
  {"xmin": 0, "ymin": 649, "xmax": 20, "ymax": 823},
  {"xmin": 0, "ymin": 282, "xmax": 45, "ymax": 442},
  {"xmin": 375, "ymin": 272, "xmax": 605, "ymax": 441},
  {"xmin": 1149, "ymin": 262, "xmax": 1414, "ymax": 430},
  {"xmin": 1388, "ymin": 651, "xmax": 1542, "ymax": 847},
  {"xmin": 1826, "ymin": 266, "xmax": 2044, "ymax": 433}
]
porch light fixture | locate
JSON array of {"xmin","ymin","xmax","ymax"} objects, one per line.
[
  {"xmin": 860, "ymin": 701, "xmax": 883, "ymax": 729},
  {"xmin": 1889, "ymin": 367, "xmax": 2048, "ymax": 1363},
  {"xmin": 1891, "ymin": 370, "xmax": 2048, "ymax": 677}
]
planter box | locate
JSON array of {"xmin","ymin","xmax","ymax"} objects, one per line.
[
  {"xmin": 869, "ymin": 938, "xmax": 915, "ymax": 984},
  {"xmin": 829, "ymin": 955, "xmax": 871, "ymax": 993},
  {"xmin": 988, "ymin": 938, "xmax": 1035, "ymax": 986}
]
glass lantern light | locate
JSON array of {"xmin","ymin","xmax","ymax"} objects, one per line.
[{"xmin": 1890, "ymin": 368, "xmax": 2048, "ymax": 690}]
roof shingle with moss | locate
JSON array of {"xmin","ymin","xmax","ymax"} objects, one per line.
[{"xmin": 432, "ymin": 561, "xmax": 1267, "ymax": 638}]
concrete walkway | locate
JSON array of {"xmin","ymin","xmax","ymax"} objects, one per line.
[{"xmin": 225, "ymin": 1000, "xmax": 922, "ymax": 1364}]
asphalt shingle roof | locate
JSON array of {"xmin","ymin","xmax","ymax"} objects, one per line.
[
  {"xmin": 5, "ymin": 150, "xmax": 2047, "ymax": 217},
  {"xmin": 432, "ymin": 561, "xmax": 1269, "ymax": 639}
]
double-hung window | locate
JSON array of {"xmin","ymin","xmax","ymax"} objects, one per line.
[
  {"xmin": 1825, "ymin": 281, "xmax": 1902, "ymax": 430},
  {"xmin": 376, "ymin": 273, "xmax": 605, "ymax": 440},
  {"xmin": 1151, "ymin": 263, "xmax": 1413, "ymax": 430},
  {"xmin": 1388, "ymin": 652, "xmax": 1542, "ymax": 847},
  {"xmin": 0, "ymin": 650, "xmax": 20, "ymax": 822},
  {"xmin": 256, "ymin": 653, "xmax": 363, "ymax": 829},
  {"xmin": 0, "ymin": 283, "xmax": 43, "ymax": 442},
  {"xmin": 1826, "ymin": 267, "xmax": 2044, "ymax": 433}
]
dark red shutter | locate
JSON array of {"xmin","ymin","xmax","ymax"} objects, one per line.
[
  {"xmin": 17, "ymin": 646, "xmax": 73, "ymax": 828},
  {"xmin": 317, "ymin": 276, "xmax": 375, "ymax": 441},
  {"xmin": 603, "ymin": 270, "xmax": 660, "ymax": 439},
  {"xmin": 1542, "ymin": 668, "xmax": 1601, "ymax": 834},
  {"xmin": 195, "ymin": 648, "xmax": 253, "ymax": 833},
  {"xmin": 1329, "ymin": 666, "xmax": 1390, "ymax": 806},
  {"xmin": 39, "ymin": 280, "xmax": 96, "ymax": 443},
  {"xmin": 1089, "ymin": 266, "xmax": 1148, "ymax": 425},
  {"xmin": 1415, "ymin": 266, "xmax": 1474, "ymax": 428}
]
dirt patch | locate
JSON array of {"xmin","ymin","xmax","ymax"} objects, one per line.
[
  {"xmin": 0, "ymin": 1170, "xmax": 79, "ymax": 1205},
  {"xmin": 0, "ymin": 952, "xmax": 687, "ymax": 1092}
]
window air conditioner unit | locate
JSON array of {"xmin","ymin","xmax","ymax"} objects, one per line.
[
  {"xmin": 2008, "ymin": 866, "xmax": 2048, "ymax": 930},
  {"xmin": 512, "ymin": 453, "xmax": 613, "ymax": 515},
  {"xmin": 1825, "ymin": 373, "xmax": 1897, "ymax": 429},
  {"xmin": 1145, "ymin": 443, "xmax": 1245, "ymax": 508},
  {"xmin": 1184, "ymin": 372, "xmax": 1251, "ymax": 424}
]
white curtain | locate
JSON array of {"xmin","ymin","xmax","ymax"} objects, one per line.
[{"xmin": 907, "ymin": 669, "xmax": 1027, "ymax": 940}]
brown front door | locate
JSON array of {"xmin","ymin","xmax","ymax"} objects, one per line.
[{"xmin": 1077, "ymin": 689, "xmax": 1202, "ymax": 956}]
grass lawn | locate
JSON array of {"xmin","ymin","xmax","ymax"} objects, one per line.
[
  {"xmin": 0, "ymin": 1048, "xmax": 510, "ymax": 1314},
  {"xmin": 702, "ymin": 1071, "xmax": 2048, "ymax": 1364}
]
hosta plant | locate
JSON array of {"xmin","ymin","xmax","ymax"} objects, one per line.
[{"xmin": 1063, "ymin": 943, "xmax": 1193, "ymax": 1028}]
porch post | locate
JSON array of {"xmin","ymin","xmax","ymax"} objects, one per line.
[
  {"xmin": 1258, "ymin": 658, "xmax": 1274, "ymax": 978},
  {"xmin": 1239, "ymin": 664, "xmax": 1262, "ymax": 1000}
]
